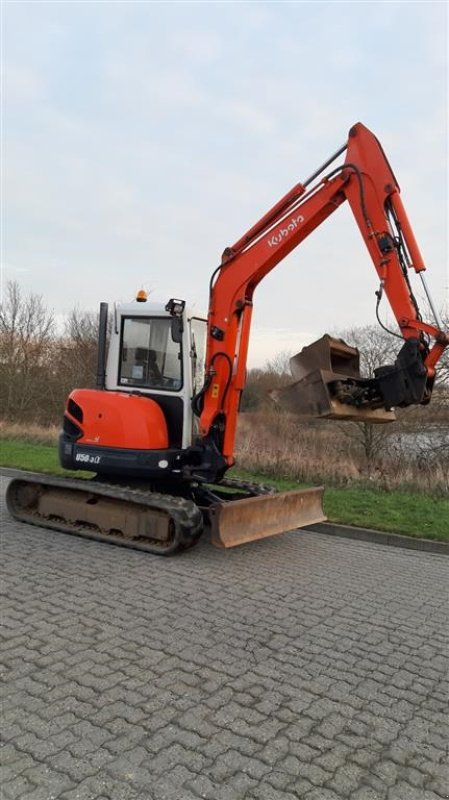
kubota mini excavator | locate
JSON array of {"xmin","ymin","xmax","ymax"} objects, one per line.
[{"xmin": 6, "ymin": 123, "xmax": 448, "ymax": 553}]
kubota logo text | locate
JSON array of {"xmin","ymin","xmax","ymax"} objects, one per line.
[{"xmin": 268, "ymin": 214, "xmax": 305, "ymax": 248}]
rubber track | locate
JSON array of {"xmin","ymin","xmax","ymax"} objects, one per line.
[
  {"xmin": 219, "ymin": 477, "xmax": 275, "ymax": 496},
  {"xmin": 5, "ymin": 470, "xmax": 203, "ymax": 556}
]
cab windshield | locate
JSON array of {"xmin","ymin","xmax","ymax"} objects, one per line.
[{"xmin": 118, "ymin": 317, "xmax": 182, "ymax": 391}]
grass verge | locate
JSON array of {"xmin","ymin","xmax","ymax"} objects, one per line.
[
  {"xmin": 232, "ymin": 469, "xmax": 449, "ymax": 541},
  {"xmin": 0, "ymin": 439, "xmax": 93, "ymax": 478},
  {"xmin": 0, "ymin": 438, "xmax": 447, "ymax": 541}
]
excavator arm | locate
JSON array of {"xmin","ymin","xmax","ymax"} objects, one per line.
[{"xmin": 193, "ymin": 123, "xmax": 448, "ymax": 475}]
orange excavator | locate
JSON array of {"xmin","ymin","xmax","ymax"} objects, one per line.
[{"xmin": 6, "ymin": 123, "xmax": 448, "ymax": 554}]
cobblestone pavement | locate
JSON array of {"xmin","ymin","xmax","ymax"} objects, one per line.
[{"xmin": 1, "ymin": 481, "xmax": 448, "ymax": 800}]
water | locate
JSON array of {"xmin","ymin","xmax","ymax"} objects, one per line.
[{"xmin": 387, "ymin": 429, "xmax": 448, "ymax": 457}]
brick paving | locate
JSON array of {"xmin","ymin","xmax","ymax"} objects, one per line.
[{"xmin": 1, "ymin": 479, "xmax": 448, "ymax": 799}]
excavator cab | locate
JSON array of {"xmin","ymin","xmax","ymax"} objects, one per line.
[{"xmin": 59, "ymin": 298, "xmax": 208, "ymax": 476}]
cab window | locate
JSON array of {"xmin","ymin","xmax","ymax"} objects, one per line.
[{"xmin": 119, "ymin": 317, "xmax": 182, "ymax": 390}]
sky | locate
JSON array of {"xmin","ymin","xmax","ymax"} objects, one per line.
[{"xmin": 2, "ymin": 0, "xmax": 448, "ymax": 367}]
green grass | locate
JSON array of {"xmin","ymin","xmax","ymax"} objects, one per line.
[
  {"xmin": 232, "ymin": 469, "xmax": 449, "ymax": 541},
  {"xmin": 0, "ymin": 438, "xmax": 447, "ymax": 541},
  {"xmin": 324, "ymin": 485, "xmax": 448, "ymax": 539},
  {"xmin": 0, "ymin": 439, "xmax": 93, "ymax": 478}
]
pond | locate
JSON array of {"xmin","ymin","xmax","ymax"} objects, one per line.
[{"xmin": 387, "ymin": 428, "xmax": 449, "ymax": 456}]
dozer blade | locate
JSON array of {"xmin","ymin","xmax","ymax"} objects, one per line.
[
  {"xmin": 209, "ymin": 487, "xmax": 325, "ymax": 548},
  {"xmin": 273, "ymin": 335, "xmax": 396, "ymax": 423}
]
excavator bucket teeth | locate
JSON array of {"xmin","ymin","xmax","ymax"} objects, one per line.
[
  {"xmin": 209, "ymin": 487, "xmax": 325, "ymax": 549},
  {"xmin": 273, "ymin": 335, "xmax": 396, "ymax": 423}
]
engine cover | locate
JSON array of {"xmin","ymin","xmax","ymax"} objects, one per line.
[{"xmin": 64, "ymin": 389, "xmax": 170, "ymax": 450}]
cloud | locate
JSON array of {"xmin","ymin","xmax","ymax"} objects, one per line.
[
  {"xmin": 168, "ymin": 29, "xmax": 224, "ymax": 64},
  {"xmin": 3, "ymin": 65, "xmax": 44, "ymax": 105},
  {"xmin": 3, "ymin": 1, "xmax": 447, "ymax": 354}
]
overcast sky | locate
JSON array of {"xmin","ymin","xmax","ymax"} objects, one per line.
[{"xmin": 3, "ymin": 0, "xmax": 448, "ymax": 366}]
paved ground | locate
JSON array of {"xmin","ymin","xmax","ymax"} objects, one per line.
[{"xmin": 1, "ymin": 480, "xmax": 448, "ymax": 800}]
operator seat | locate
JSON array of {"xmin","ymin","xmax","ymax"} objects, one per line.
[{"xmin": 148, "ymin": 349, "xmax": 162, "ymax": 381}]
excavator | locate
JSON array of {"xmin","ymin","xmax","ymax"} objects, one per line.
[{"xmin": 6, "ymin": 122, "xmax": 448, "ymax": 554}]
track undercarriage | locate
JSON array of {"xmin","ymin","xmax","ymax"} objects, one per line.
[{"xmin": 4, "ymin": 470, "xmax": 325, "ymax": 555}]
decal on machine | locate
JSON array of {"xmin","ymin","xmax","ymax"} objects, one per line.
[
  {"xmin": 268, "ymin": 214, "xmax": 305, "ymax": 248},
  {"xmin": 75, "ymin": 453, "xmax": 102, "ymax": 465}
]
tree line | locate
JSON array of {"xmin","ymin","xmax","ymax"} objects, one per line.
[
  {"xmin": 0, "ymin": 281, "xmax": 99, "ymax": 425},
  {"xmin": 1, "ymin": 280, "xmax": 447, "ymax": 432}
]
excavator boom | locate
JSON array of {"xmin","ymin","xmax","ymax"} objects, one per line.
[{"xmin": 195, "ymin": 122, "xmax": 447, "ymax": 476}]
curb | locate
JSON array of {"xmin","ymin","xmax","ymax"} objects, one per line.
[{"xmin": 305, "ymin": 521, "xmax": 449, "ymax": 555}]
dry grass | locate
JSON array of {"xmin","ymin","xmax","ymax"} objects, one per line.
[
  {"xmin": 0, "ymin": 420, "xmax": 59, "ymax": 445},
  {"xmin": 235, "ymin": 413, "xmax": 359, "ymax": 483},
  {"xmin": 235, "ymin": 412, "xmax": 449, "ymax": 494}
]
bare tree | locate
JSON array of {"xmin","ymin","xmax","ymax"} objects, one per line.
[
  {"xmin": 241, "ymin": 351, "xmax": 293, "ymax": 412},
  {"xmin": 333, "ymin": 325, "xmax": 403, "ymax": 472},
  {"xmin": 0, "ymin": 284, "xmax": 105, "ymax": 424},
  {"xmin": 64, "ymin": 308, "xmax": 99, "ymax": 383},
  {"xmin": 431, "ymin": 307, "xmax": 448, "ymax": 412},
  {"xmin": 48, "ymin": 308, "xmax": 100, "ymax": 412},
  {"xmin": 335, "ymin": 322, "xmax": 448, "ymax": 473},
  {"xmin": 264, "ymin": 350, "xmax": 293, "ymax": 377},
  {"xmin": 0, "ymin": 281, "xmax": 55, "ymax": 421},
  {"xmin": 336, "ymin": 324, "xmax": 400, "ymax": 377}
]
